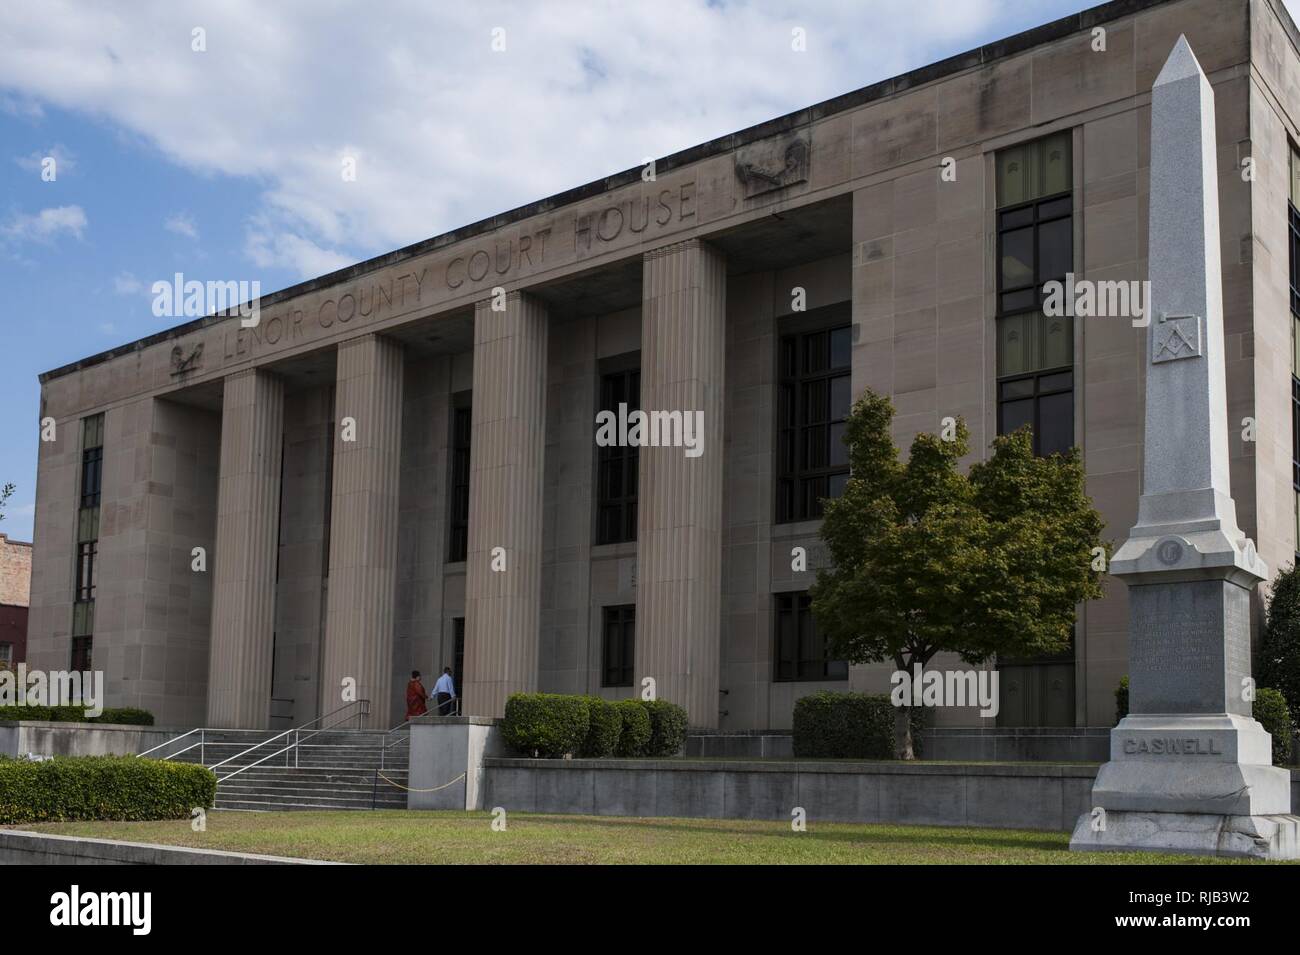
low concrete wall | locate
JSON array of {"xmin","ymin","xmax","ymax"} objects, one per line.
[
  {"xmin": 686, "ymin": 728, "xmax": 1111, "ymax": 761},
  {"xmin": 0, "ymin": 721, "xmax": 183, "ymax": 758},
  {"xmin": 484, "ymin": 758, "xmax": 1101, "ymax": 831},
  {"xmin": 0, "ymin": 830, "xmax": 341, "ymax": 865},
  {"xmin": 407, "ymin": 715, "xmax": 503, "ymax": 810},
  {"xmin": 920, "ymin": 727, "xmax": 1110, "ymax": 762}
]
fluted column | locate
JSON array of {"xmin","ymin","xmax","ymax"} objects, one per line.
[
  {"xmin": 321, "ymin": 334, "xmax": 405, "ymax": 728},
  {"xmin": 636, "ymin": 239, "xmax": 726, "ymax": 728},
  {"xmin": 463, "ymin": 292, "xmax": 548, "ymax": 717},
  {"xmin": 207, "ymin": 369, "xmax": 284, "ymax": 728}
]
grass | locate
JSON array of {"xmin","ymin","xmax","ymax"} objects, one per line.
[{"xmin": 13, "ymin": 811, "xmax": 1288, "ymax": 864}]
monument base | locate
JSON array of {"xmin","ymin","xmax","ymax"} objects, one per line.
[{"xmin": 1069, "ymin": 810, "xmax": 1300, "ymax": 860}]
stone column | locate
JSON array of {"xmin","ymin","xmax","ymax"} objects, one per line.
[
  {"xmin": 463, "ymin": 293, "xmax": 548, "ymax": 718},
  {"xmin": 321, "ymin": 334, "xmax": 405, "ymax": 729},
  {"xmin": 207, "ymin": 369, "xmax": 284, "ymax": 729},
  {"xmin": 635, "ymin": 239, "xmax": 726, "ymax": 728}
]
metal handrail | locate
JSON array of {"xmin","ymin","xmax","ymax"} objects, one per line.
[
  {"xmin": 137, "ymin": 727, "xmax": 204, "ymax": 761},
  {"xmin": 208, "ymin": 699, "xmax": 370, "ymax": 781}
]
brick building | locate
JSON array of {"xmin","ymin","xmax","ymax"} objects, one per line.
[{"xmin": 0, "ymin": 533, "xmax": 32, "ymax": 668}]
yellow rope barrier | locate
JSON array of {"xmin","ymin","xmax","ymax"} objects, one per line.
[{"xmin": 376, "ymin": 771, "xmax": 466, "ymax": 793}]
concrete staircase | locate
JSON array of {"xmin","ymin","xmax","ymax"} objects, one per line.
[{"xmin": 162, "ymin": 729, "xmax": 410, "ymax": 811}]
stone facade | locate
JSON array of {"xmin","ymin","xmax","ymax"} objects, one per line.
[{"xmin": 25, "ymin": 0, "xmax": 1300, "ymax": 732}]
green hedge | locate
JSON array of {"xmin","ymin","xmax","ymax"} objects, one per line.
[
  {"xmin": 1254, "ymin": 688, "xmax": 1294, "ymax": 766},
  {"xmin": 642, "ymin": 699, "xmax": 689, "ymax": 757},
  {"xmin": 0, "ymin": 706, "xmax": 154, "ymax": 725},
  {"xmin": 613, "ymin": 699, "xmax": 652, "ymax": 757},
  {"xmin": 0, "ymin": 756, "xmax": 215, "ymax": 824},
  {"xmin": 792, "ymin": 692, "xmax": 924, "ymax": 759},
  {"xmin": 501, "ymin": 693, "xmax": 687, "ymax": 758},
  {"xmin": 502, "ymin": 694, "xmax": 589, "ymax": 758},
  {"xmin": 580, "ymin": 697, "xmax": 622, "ymax": 758}
]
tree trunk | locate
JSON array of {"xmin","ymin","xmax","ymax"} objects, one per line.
[{"xmin": 894, "ymin": 703, "xmax": 914, "ymax": 760}]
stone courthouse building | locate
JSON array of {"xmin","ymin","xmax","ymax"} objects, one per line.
[{"xmin": 24, "ymin": 0, "xmax": 1300, "ymax": 731}]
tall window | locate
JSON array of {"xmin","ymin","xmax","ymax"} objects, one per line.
[
  {"xmin": 601, "ymin": 605, "xmax": 635, "ymax": 687},
  {"xmin": 776, "ymin": 309, "xmax": 852, "ymax": 523},
  {"xmin": 452, "ymin": 617, "xmax": 465, "ymax": 699},
  {"xmin": 448, "ymin": 395, "xmax": 472, "ymax": 562},
  {"xmin": 0, "ymin": 643, "xmax": 12, "ymax": 668},
  {"xmin": 72, "ymin": 414, "xmax": 103, "ymax": 670},
  {"xmin": 596, "ymin": 365, "xmax": 639, "ymax": 544},
  {"xmin": 996, "ymin": 131, "xmax": 1074, "ymax": 457},
  {"xmin": 75, "ymin": 541, "xmax": 97, "ymax": 602},
  {"xmin": 774, "ymin": 591, "xmax": 847, "ymax": 682}
]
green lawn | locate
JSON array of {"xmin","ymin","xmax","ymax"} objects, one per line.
[{"xmin": 14, "ymin": 811, "xmax": 1286, "ymax": 864}]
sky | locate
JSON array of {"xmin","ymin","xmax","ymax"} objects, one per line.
[{"xmin": 0, "ymin": 0, "xmax": 1288, "ymax": 542}]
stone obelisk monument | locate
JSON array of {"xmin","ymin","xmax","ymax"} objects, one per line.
[{"xmin": 1069, "ymin": 36, "xmax": 1299, "ymax": 860}]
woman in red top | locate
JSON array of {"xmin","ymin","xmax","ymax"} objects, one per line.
[{"xmin": 405, "ymin": 670, "xmax": 428, "ymax": 720}]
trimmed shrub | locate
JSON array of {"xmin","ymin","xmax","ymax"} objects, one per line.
[
  {"xmin": 613, "ymin": 698, "xmax": 652, "ymax": 757},
  {"xmin": 580, "ymin": 697, "xmax": 621, "ymax": 758},
  {"xmin": 0, "ymin": 705, "xmax": 154, "ymax": 725},
  {"xmin": 501, "ymin": 693, "xmax": 589, "ymax": 758},
  {"xmin": 792, "ymin": 692, "xmax": 924, "ymax": 759},
  {"xmin": 1254, "ymin": 688, "xmax": 1294, "ymax": 766},
  {"xmin": 1115, "ymin": 676, "xmax": 1129, "ymax": 724},
  {"xmin": 642, "ymin": 699, "xmax": 689, "ymax": 757},
  {"xmin": 0, "ymin": 756, "xmax": 215, "ymax": 825}
]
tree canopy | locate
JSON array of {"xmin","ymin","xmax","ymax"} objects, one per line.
[{"xmin": 810, "ymin": 390, "xmax": 1107, "ymax": 757}]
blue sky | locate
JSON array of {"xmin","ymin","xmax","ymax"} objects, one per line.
[{"xmin": 0, "ymin": 0, "xmax": 1227, "ymax": 540}]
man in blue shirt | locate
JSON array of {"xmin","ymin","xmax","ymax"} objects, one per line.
[{"xmin": 433, "ymin": 667, "xmax": 457, "ymax": 716}]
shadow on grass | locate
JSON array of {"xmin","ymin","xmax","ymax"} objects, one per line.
[{"xmin": 498, "ymin": 812, "xmax": 1067, "ymax": 852}]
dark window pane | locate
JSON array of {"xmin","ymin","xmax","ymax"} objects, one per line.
[
  {"xmin": 804, "ymin": 331, "xmax": 828, "ymax": 373},
  {"xmin": 1039, "ymin": 370, "xmax": 1073, "ymax": 392},
  {"xmin": 1000, "ymin": 227, "xmax": 1034, "ymax": 289},
  {"xmin": 803, "ymin": 379, "xmax": 829, "ymax": 424},
  {"xmin": 1039, "ymin": 196, "xmax": 1072, "ymax": 219},
  {"xmin": 829, "ymin": 327, "xmax": 851, "ymax": 369},
  {"xmin": 999, "ymin": 206, "xmax": 1034, "ymax": 229},
  {"xmin": 1000, "ymin": 398, "xmax": 1034, "ymax": 437},
  {"xmin": 1000, "ymin": 289, "xmax": 1037, "ymax": 313},
  {"xmin": 1038, "ymin": 391, "xmax": 1074, "ymax": 455},
  {"xmin": 830, "ymin": 375, "xmax": 851, "ymax": 420},
  {"xmin": 804, "ymin": 426, "xmax": 828, "ymax": 470},
  {"xmin": 1037, "ymin": 217, "xmax": 1072, "ymax": 282},
  {"xmin": 828, "ymin": 471, "xmax": 848, "ymax": 500},
  {"xmin": 829, "ymin": 422, "xmax": 847, "ymax": 467},
  {"xmin": 999, "ymin": 377, "xmax": 1035, "ymax": 400}
]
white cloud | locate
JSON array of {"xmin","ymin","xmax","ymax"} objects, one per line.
[
  {"xmin": 13, "ymin": 144, "xmax": 75, "ymax": 176},
  {"xmin": 2, "ymin": 205, "xmax": 87, "ymax": 243},
  {"xmin": 164, "ymin": 212, "xmax": 198, "ymax": 240},
  {"xmin": 0, "ymin": 0, "xmax": 1002, "ymax": 279},
  {"xmin": 113, "ymin": 270, "xmax": 144, "ymax": 294}
]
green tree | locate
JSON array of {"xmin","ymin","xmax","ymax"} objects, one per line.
[
  {"xmin": 1260, "ymin": 564, "xmax": 1300, "ymax": 725},
  {"xmin": 0, "ymin": 483, "xmax": 13, "ymax": 524},
  {"xmin": 810, "ymin": 390, "xmax": 1106, "ymax": 759}
]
